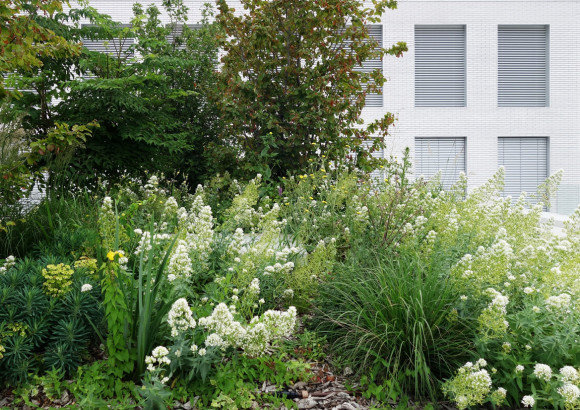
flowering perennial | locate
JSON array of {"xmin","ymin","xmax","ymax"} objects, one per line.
[
  {"xmin": 533, "ymin": 363, "xmax": 552, "ymax": 381},
  {"xmin": 196, "ymin": 303, "xmax": 296, "ymax": 356},
  {"xmin": 42, "ymin": 263, "xmax": 74, "ymax": 297},
  {"xmin": 443, "ymin": 360, "xmax": 493, "ymax": 410},
  {"xmin": 167, "ymin": 298, "xmax": 196, "ymax": 337}
]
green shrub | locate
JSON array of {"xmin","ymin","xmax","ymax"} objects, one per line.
[{"xmin": 0, "ymin": 256, "xmax": 103, "ymax": 386}]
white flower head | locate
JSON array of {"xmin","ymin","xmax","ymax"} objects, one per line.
[
  {"xmin": 558, "ymin": 383, "xmax": 580, "ymax": 404},
  {"xmin": 533, "ymin": 363, "xmax": 552, "ymax": 381},
  {"xmin": 168, "ymin": 298, "xmax": 196, "ymax": 337},
  {"xmin": 521, "ymin": 395, "xmax": 535, "ymax": 408},
  {"xmin": 81, "ymin": 284, "xmax": 93, "ymax": 292},
  {"xmin": 560, "ymin": 366, "xmax": 579, "ymax": 383}
]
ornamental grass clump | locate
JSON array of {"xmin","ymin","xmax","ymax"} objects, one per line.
[{"xmin": 316, "ymin": 248, "xmax": 475, "ymax": 400}]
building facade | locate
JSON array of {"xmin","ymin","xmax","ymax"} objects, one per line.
[{"xmin": 76, "ymin": 0, "xmax": 580, "ymax": 214}]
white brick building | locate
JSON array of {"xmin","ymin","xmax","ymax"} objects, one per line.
[{"xmin": 76, "ymin": 0, "xmax": 580, "ymax": 214}]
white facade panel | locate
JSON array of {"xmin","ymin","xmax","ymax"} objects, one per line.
[{"xmin": 380, "ymin": 0, "xmax": 580, "ymax": 214}]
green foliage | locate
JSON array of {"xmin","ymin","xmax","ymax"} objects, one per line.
[
  {"xmin": 317, "ymin": 249, "xmax": 475, "ymax": 400},
  {"xmin": 184, "ymin": 353, "xmax": 312, "ymax": 409},
  {"xmin": 214, "ymin": 0, "xmax": 407, "ymax": 179},
  {"xmin": 69, "ymin": 361, "xmax": 139, "ymax": 407},
  {"xmin": 0, "ymin": 0, "xmax": 80, "ymax": 97},
  {"xmin": 0, "ymin": 190, "xmax": 101, "ymax": 258},
  {"xmin": 0, "ymin": 257, "xmax": 103, "ymax": 386},
  {"xmin": 0, "ymin": 108, "xmax": 36, "ymax": 209},
  {"xmin": 11, "ymin": 1, "xmax": 223, "ymax": 190}
]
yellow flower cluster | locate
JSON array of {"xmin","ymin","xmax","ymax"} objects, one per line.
[
  {"xmin": 74, "ymin": 257, "xmax": 98, "ymax": 274},
  {"xmin": 0, "ymin": 344, "xmax": 5, "ymax": 360},
  {"xmin": 107, "ymin": 250, "xmax": 123, "ymax": 261},
  {"xmin": 7, "ymin": 322, "xmax": 28, "ymax": 337},
  {"xmin": 42, "ymin": 263, "xmax": 74, "ymax": 297}
]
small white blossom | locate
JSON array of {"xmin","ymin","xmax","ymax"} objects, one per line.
[
  {"xmin": 81, "ymin": 284, "xmax": 93, "ymax": 292},
  {"xmin": 521, "ymin": 395, "xmax": 535, "ymax": 407}
]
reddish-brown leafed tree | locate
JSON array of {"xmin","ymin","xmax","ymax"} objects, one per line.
[{"xmin": 215, "ymin": 0, "xmax": 406, "ymax": 179}]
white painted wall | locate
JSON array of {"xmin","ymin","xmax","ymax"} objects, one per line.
[{"xmin": 74, "ymin": 0, "xmax": 580, "ymax": 214}]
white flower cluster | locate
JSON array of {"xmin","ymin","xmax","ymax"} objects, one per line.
[
  {"xmin": 101, "ymin": 196, "xmax": 113, "ymax": 213},
  {"xmin": 521, "ymin": 395, "xmax": 535, "ymax": 408},
  {"xmin": 204, "ymin": 333, "xmax": 227, "ymax": 349},
  {"xmin": 545, "ymin": 293, "xmax": 572, "ymax": 311},
  {"xmin": 145, "ymin": 345, "xmax": 171, "ymax": 378},
  {"xmin": 248, "ymin": 278, "xmax": 260, "ymax": 295},
  {"xmin": 163, "ymin": 197, "xmax": 179, "ymax": 218},
  {"xmin": 81, "ymin": 284, "xmax": 93, "ymax": 292},
  {"xmin": 167, "ymin": 298, "xmax": 196, "ymax": 337},
  {"xmin": 196, "ymin": 303, "xmax": 296, "ymax": 357},
  {"xmin": 558, "ymin": 383, "xmax": 580, "ymax": 405},
  {"xmin": 182, "ymin": 197, "xmax": 214, "ymax": 264},
  {"xmin": 0, "ymin": 255, "xmax": 16, "ymax": 274},
  {"xmin": 533, "ymin": 363, "xmax": 552, "ymax": 381},
  {"xmin": 227, "ymin": 228, "xmax": 246, "ymax": 257},
  {"xmin": 447, "ymin": 360, "xmax": 493, "ymax": 410},
  {"xmin": 478, "ymin": 288, "xmax": 510, "ymax": 337},
  {"xmin": 167, "ymin": 240, "xmax": 192, "ymax": 282},
  {"xmin": 275, "ymin": 247, "xmax": 301, "ymax": 262},
  {"xmin": 560, "ymin": 366, "xmax": 579, "ymax": 383},
  {"xmin": 264, "ymin": 262, "xmax": 294, "ymax": 275},
  {"xmin": 350, "ymin": 196, "xmax": 369, "ymax": 223},
  {"xmin": 486, "ymin": 288, "xmax": 509, "ymax": 312},
  {"xmin": 134, "ymin": 230, "xmax": 172, "ymax": 259},
  {"xmin": 143, "ymin": 175, "xmax": 160, "ymax": 194}
]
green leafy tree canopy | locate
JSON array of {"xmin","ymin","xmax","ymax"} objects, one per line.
[{"xmin": 215, "ymin": 0, "xmax": 407, "ymax": 179}]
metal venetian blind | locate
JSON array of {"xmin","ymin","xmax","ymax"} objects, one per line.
[
  {"xmin": 498, "ymin": 25, "xmax": 549, "ymax": 107},
  {"xmin": 166, "ymin": 24, "xmax": 202, "ymax": 50},
  {"xmin": 82, "ymin": 24, "xmax": 134, "ymax": 59},
  {"xmin": 415, "ymin": 137, "xmax": 466, "ymax": 189},
  {"xmin": 415, "ymin": 25, "xmax": 466, "ymax": 107},
  {"xmin": 362, "ymin": 138, "xmax": 385, "ymax": 180},
  {"xmin": 350, "ymin": 25, "xmax": 383, "ymax": 107},
  {"xmin": 498, "ymin": 137, "xmax": 548, "ymax": 203}
]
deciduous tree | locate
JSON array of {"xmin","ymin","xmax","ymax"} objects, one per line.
[{"xmin": 215, "ymin": 0, "xmax": 407, "ymax": 179}]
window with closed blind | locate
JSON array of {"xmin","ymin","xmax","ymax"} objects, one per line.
[
  {"xmin": 82, "ymin": 24, "xmax": 134, "ymax": 59},
  {"xmin": 415, "ymin": 137, "xmax": 466, "ymax": 189},
  {"xmin": 498, "ymin": 137, "xmax": 548, "ymax": 204},
  {"xmin": 166, "ymin": 24, "xmax": 202, "ymax": 50},
  {"xmin": 343, "ymin": 25, "xmax": 383, "ymax": 107},
  {"xmin": 415, "ymin": 25, "xmax": 466, "ymax": 107},
  {"xmin": 498, "ymin": 25, "xmax": 549, "ymax": 107},
  {"xmin": 352, "ymin": 25, "xmax": 383, "ymax": 107}
]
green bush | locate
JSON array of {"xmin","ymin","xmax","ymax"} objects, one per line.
[{"xmin": 0, "ymin": 256, "xmax": 103, "ymax": 386}]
